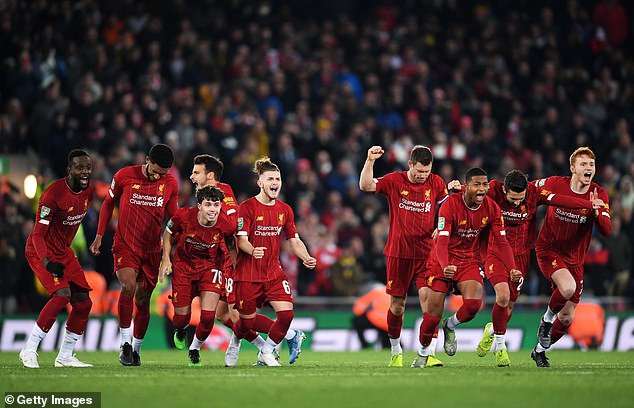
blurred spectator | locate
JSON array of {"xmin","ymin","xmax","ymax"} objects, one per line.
[{"xmin": 603, "ymin": 216, "xmax": 632, "ymax": 296}]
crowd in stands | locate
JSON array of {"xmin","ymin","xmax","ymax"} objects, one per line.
[{"xmin": 0, "ymin": 0, "xmax": 633, "ymax": 313}]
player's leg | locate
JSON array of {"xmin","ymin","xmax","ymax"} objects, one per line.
[
  {"xmin": 21, "ymin": 254, "xmax": 72, "ymax": 368},
  {"xmin": 262, "ymin": 300, "xmax": 293, "ymax": 366},
  {"xmin": 444, "ymin": 279, "xmax": 483, "ymax": 356},
  {"xmin": 385, "ymin": 256, "xmax": 416, "ymax": 367},
  {"xmin": 115, "ymin": 266, "xmax": 138, "ymax": 365},
  {"xmin": 55, "ymin": 283, "xmax": 93, "ymax": 368},
  {"xmin": 412, "ymin": 288, "xmax": 446, "ymax": 368},
  {"xmin": 187, "ymin": 291, "xmax": 220, "ymax": 367},
  {"xmin": 416, "ymin": 271, "xmax": 443, "ymax": 367},
  {"xmin": 130, "ymin": 284, "xmax": 154, "ymax": 366},
  {"xmin": 172, "ymin": 304, "xmax": 192, "ymax": 350},
  {"xmin": 171, "ymin": 275, "xmax": 194, "ymax": 350}
]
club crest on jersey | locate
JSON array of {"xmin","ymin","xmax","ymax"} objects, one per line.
[
  {"xmin": 132, "ymin": 184, "xmax": 140, "ymax": 189},
  {"xmin": 256, "ymin": 215, "xmax": 264, "ymax": 221},
  {"xmin": 425, "ymin": 190, "xmax": 431, "ymax": 200},
  {"xmin": 387, "ymin": 280, "xmax": 393, "ymax": 289},
  {"xmin": 481, "ymin": 217, "xmax": 489, "ymax": 226},
  {"xmin": 427, "ymin": 276, "xmax": 435, "ymax": 286},
  {"xmin": 237, "ymin": 217, "xmax": 244, "ymax": 230},
  {"xmin": 400, "ymin": 190, "xmax": 409, "ymax": 196},
  {"xmin": 213, "ymin": 232, "xmax": 220, "ymax": 242},
  {"xmin": 188, "ymin": 233, "xmax": 196, "ymax": 238},
  {"xmin": 278, "ymin": 213, "xmax": 285, "ymax": 225},
  {"xmin": 438, "ymin": 217, "xmax": 445, "ymax": 230},
  {"xmin": 551, "ymin": 259, "xmax": 558, "ymax": 268},
  {"xmin": 40, "ymin": 206, "xmax": 50, "ymax": 218},
  {"xmin": 158, "ymin": 184, "xmax": 165, "ymax": 195},
  {"xmin": 520, "ymin": 205, "xmax": 526, "ymax": 212}
]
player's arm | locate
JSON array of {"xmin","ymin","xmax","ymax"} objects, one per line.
[
  {"xmin": 288, "ymin": 236, "xmax": 317, "ymax": 269},
  {"xmin": 535, "ymin": 184, "xmax": 593, "ymax": 209},
  {"xmin": 165, "ymin": 179, "xmax": 179, "ymax": 220},
  {"xmin": 488, "ymin": 204, "xmax": 516, "ymax": 273},
  {"xmin": 435, "ymin": 203, "xmax": 456, "ymax": 277},
  {"xmin": 159, "ymin": 215, "xmax": 180, "ymax": 283},
  {"xmin": 90, "ymin": 172, "xmax": 123, "ymax": 256},
  {"xmin": 359, "ymin": 146, "xmax": 384, "ymax": 192},
  {"xmin": 31, "ymin": 195, "xmax": 65, "ymax": 277},
  {"xmin": 237, "ymin": 235, "xmax": 265, "ymax": 259},
  {"xmin": 591, "ymin": 187, "xmax": 611, "ymax": 236}
]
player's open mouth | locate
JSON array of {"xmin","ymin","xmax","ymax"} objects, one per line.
[
  {"xmin": 270, "ymin": 187, "xmax": 279, "ymax": 193},
  {"xmin": 476, "ymin": 192, "xmax": 485, "ymax": 201},
  {"xmin": 583, "ymin": 172, "xmax": 592, "ymax": 180},
  {"xmin": 79, "ymin": 177, "xmax": 89, "ymax": 186}
]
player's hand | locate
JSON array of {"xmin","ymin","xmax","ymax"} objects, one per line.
[
  {"xmin": 447, "ymin": 179, "xmax": 462, "ymax": 193},
  {"xmin": 509, "ymin": 269, "xmax": 522, "ymax": 283},
  {"xmin": 590, "ymin": 188, "xmax": 605, "ymax": 210},
  {"xmin": 46, "ymin": 261, "xmax": 65, "ymax": 278},
  {"xmin": 443, "ymin": 265, "xmax": 457, "ymax": 279},
  {"xmin": 159, "ymin": 259, "xmax": 172, "ymax": 283},
  {"xmin": 251, "ymin": 247, "xmax": 266, "ymax": 259},
  {"xmin": 303, "ymin": 256, "xmax": 317, "ymax": 269},
  {"xmin": 367, "ymin": 146, "xmax": 384, "ymax": 161},
  {"xmin": 89, "ymin": 234, "xmax": 102, "ymax": 256}
]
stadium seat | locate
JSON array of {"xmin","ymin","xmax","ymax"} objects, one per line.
[{"xmin": 568, "ymin": 302, "xmax": 605, "ymax": 349}]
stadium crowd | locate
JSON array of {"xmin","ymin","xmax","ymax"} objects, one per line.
[{"xmin": 0, "ymin": 0, "xmax": 633, "ymax": 314}]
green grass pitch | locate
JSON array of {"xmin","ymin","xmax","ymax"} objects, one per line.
[{"xmin": 2, "ymin": 350, "xmax": 634, "ymax": 407}]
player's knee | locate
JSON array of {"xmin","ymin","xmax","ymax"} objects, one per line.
[
  {"xmin": 54, "ymin": 288, "xmax": 71, "ymax": 298},
  {"xmin": 120, "ymin": 281, "xmax": 135, "ymax": 296},
  {"xmin": 390, "ymin": 304, "xmax": 405, "ymax": 316},
  {"xmin": 215, "ymin": 308, "xmax": 230, "ymax": 323},
  {"xmin": 560, "ymin": 285, "xmax": 576, "ymax": 300},
  {"xmin": 495, "ymin": 292, "xmax": 510, "ymax": 307}
]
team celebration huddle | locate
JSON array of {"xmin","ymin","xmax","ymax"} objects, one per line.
[{"xmin": 19, "ymin": 141, "xmax": 609, "ymax": 369}]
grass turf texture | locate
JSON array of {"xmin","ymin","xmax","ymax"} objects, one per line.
[{"xmin": 2, "ymin": 351, "xmax": 633, "ymax": 408}]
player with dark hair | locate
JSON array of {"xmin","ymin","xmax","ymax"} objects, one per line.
[
  {"xmin": 159, "ymin": 186, "xmax": 234, "ymax": 366},
  {"xmin": 90, "ymin": 144, "xmax": 178, "ymax": 366},
  {"xmin": 474, "ymin": 170, "xmax": 595, "ymax": 365},
  {"xmin": 188, "ymin": 154, "xmax": 276, "ymax": 366},
  {"xmin": 232, "ymin": 157, "xmax": 316, "ymax": 366},
  {"xmin": 413, "ymin": 167, "xmax": 517, "ymax": 368},
  {"xmin": 20, "ymin": 150, "xmax": 94, "ymax": 368},
  {"xmin": 531, "ymin": 147, "xmax": 610, "ymax": 367},
  {"xmin": 359, "ymin": 145, "xmax": 460, "ymax": 368}
]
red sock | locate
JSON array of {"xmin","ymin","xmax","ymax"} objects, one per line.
[
  {"xmin": 118, "ymin": 294, "xmax": 134, "ymax": 328},
  {"xmin": 268, "ymin": 310, "xmax": 294, "ymax": 344},
  {"xmin": 243, "ymin": 330, "xmax": 259, "ymax": 342},
  {"xmin": 195, "ymin": 310, "xmax": 216, "ymax": 341},
  {"xmin": 172, "ymin": 313, "xmax": 191, "ymax": 329},
  {"xmin": 222, "ymin": 319, "xmax": 234, "ymax": 330},
  {"xmin": 133, "ymin": 303, "xmax": 150, "ymax": 339},
  {"xmin": 235, "ymin": 316, "xmax": 255, "ymax": 339},
  {"xmin": 387, "ymin": 309, "xmax": 403, "ymax": 339},
  {"xmin": 551, "ymin": 317, "xmax": 569, "ymax": 346},
  {"xmin": 432, "ymin": 324, "xmax": 439, "ymax": 339},
  {"xmin": 456, "ymin": 299, "xmax": 481, "ymax": 323},
  {"xmin": 491, "ymin": 303, "xmax": 509, "ymax": 335},
  {"xmin": 548, "ymin": 289, "xmax": 568, "ymax": 314},
  {"xmin": 66, "ymin": 298, "xmax": 92, "ymax": 335},
  {"xmin": 420, "ymin": 313, "xmax": 441, "ymax": 347},
  {"xmin": 253, "ymin": 314, "xmax": 275, "ymax": 333},
  {"xmin": 36, "ymin": 295, "xmax": 70, "ymax": 332}
]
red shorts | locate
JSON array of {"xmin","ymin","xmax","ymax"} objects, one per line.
[
  {"xmin": 536, "ymin": 250, "xmax": 584, "ymax": 303},
  {"xmin": 220, "ymin": 276, "xmax": 237, "ymax": 305},
  {"xmin": 234, "ymin": 275, "xmax": 293, "ymax": 314},
  {"xmin": 113, "ymin": 243, "xmax": 162, "ymax": 289},
  {"xmin": 25, "ymin": 247, "xmax": 91, "ymax": 295},
  {"xmin": 385, "ymin": 256, "xmax": 428, "ymax": 296},
  {"xmin": 171, "ymin": 265, "xmax": 223, "ymax": 308},
  {"xmin": 484, "ymin": 257, "xmax": 510, "ymax": 287},
  {"xmin": 426, "ymin": 262, "xmax": 484, "ymax": 294},
  {"xmin": 508, "ymin": 252, "xmax": 531, "ymax": 302}
]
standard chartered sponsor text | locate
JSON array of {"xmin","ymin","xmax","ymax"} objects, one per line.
[
  {"xmin": 398, "ymin": 198, "xmax": 431, "ymax": 213},
  {"xmin": 62, "ymin": 212, "xmax": 87, "ymax": 226},
  {"xmin": 254, "ymin": 225, "xmax": 283, "ymax": 236},
  {"xmin": 130, "ymin": 193, "xmax": 164, "ymax": 207}
]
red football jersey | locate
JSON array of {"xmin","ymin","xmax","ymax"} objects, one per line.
[
  {"xmin": 430, "ymin": 193, "xmax": 513, "ymax": 270},
  {"xmin": 487, "ymin": 179, "xmax": 594, "ymax": 256},
  {"xmin": 97, "ymin": 165, "xmax": 178, "ymax": 253},
  {"xmin": 375, "ymin": 172, "xmax": 448, "ymax": 259},
  {"xmin": 167, "ymin": 207, "xmax": 234, "ymax": 277},
  {"xmin": 217, "ymin": 181, "xmax": 238, "ymax": 219},
  {"xmin": 535, "ymin": 176, "xmax": 611, "ymax": 264},
  {"xmin": 234, "ymin": 197, "xmax": 298, "ymax": 282},
  {"xmin": 26, "ymin": 178, "xmax": 94, "ymax": 259}
]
